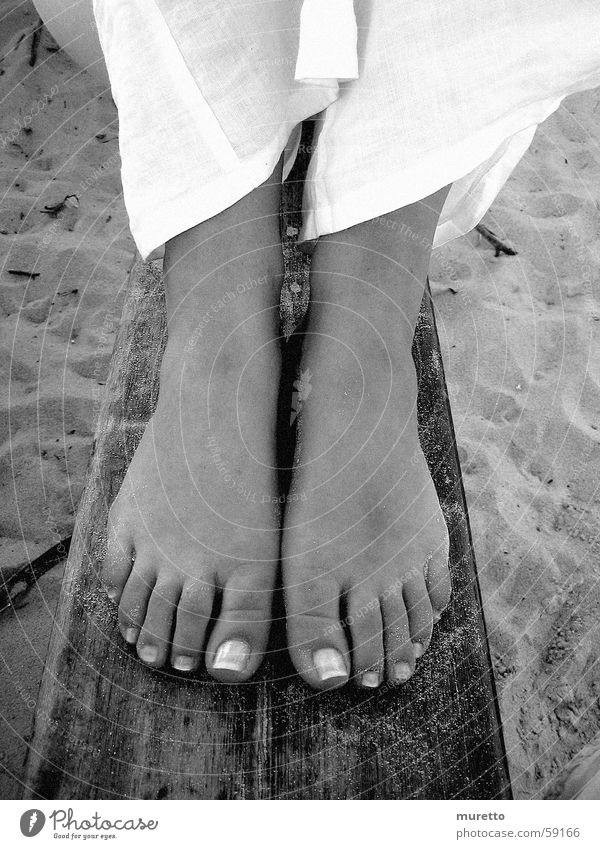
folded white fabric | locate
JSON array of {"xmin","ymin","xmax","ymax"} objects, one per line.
[
  {"xmin": 294, "ymin": 0, "xmax": 359, "ymax": 86},
  {"xmin": 94, "ymin": 0, "xmax": 600, "ymax": 262}
]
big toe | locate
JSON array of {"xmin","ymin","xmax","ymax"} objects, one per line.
[
  {"xmin": 286, "ymin": 582, "xmax": 350, "ymax": 690},
  {"xmin": 206, "ymin": 564, "xmax": 274, "ymax": 683}
]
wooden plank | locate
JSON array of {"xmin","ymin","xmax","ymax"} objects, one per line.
[{"xmin": 23, "ymin": 135, "xmax": 512, "ymax": 800}]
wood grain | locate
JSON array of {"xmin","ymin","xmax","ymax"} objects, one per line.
[{"xmin": 23, "ymin": 138, "xmax": 511, "ymax": 800}]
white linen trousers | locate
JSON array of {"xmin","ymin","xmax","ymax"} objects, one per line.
[{"xmin": 93, "ymin": 0, "xmax": 600, "ymax": 261}]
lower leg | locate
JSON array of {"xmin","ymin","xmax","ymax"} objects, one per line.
[
  {"xmin": 283, "ymin": 185, "xmax": 453, "ymax": 689},
  {"xmin": 102, "ymin": 163, "xmax": 285, "ymax": 681}
]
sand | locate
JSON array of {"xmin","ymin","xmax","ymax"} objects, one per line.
[
  {"xmin": 1, "ymin": 0, "xmax": 599, "ymax": 800},
  {"xmin": 0, "ymin": 0, "xmax": 133, "ymax": 797},
  {"xmin": 428, "ymin": 91, "xmax": 600, "ymax": 798}
]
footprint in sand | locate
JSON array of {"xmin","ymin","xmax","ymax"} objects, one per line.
[
  {"xmin": 524, "ymin": 192, "xmax": 581, "ymax": 219},
  {"xmin": 480, "ymin": 388, "xmax": 522, "ymax": 423}
]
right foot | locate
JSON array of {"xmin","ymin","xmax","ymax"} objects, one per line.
[
  {"xmin": 102, "ymin": 329, "xmax": 281, "ymax": 680},
  {"xmin": 101, "ymin": 168, "xmax": 285, "ymax": 682}
]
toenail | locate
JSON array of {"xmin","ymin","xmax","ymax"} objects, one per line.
[
  {"xmin": 213, "ymin": 640, "xmax": 250, "ymax": 672},
  {"xmin": 173, "ymin": 655, "xmax": 196, "ymax": 672},
  {"xmin": 413, "ymin": 641, "xmax": 424, "ymax": 658},
  {"xmin": 395, "ymin": 661, "xmax": 412, "ymax": 682},
  {"xmin": 138, "ymin": 644, "xmax": 158, "ymax": 663},
  {"xmin": 433, "ymin": 611, "xmax": 442, "ymax": 623},
  {"xmin": 125, "ymin": 628, "xmax": 139, "ymax": 644},
  {"xmin": 106, "ymin": 587, "xmax": 119, "ymax": 601},
  {"xmin": 313, "ymin": 648, "xmax": 347, "ymax": 682},
  {"xmin": 361, "ymin": 671, "xmax": 380, "ymax": 688}
]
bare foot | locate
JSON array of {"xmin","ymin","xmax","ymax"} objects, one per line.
[
  {"xmin": 282, "ymin": 187, "xmax": 452, "ymax": 689},
  {"xmin": 101, "ymin": 167, "xmax": 284, "ymax": 681}
]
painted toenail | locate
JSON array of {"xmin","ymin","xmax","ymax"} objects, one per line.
[
  {"xmin": 138, "ymin": 645, "xmax": 158, "ymax": 663},
  {"xmin": 413, "ymin": 641, "xmax": 424, "ymax": 658},
  {"xmin": 214, "ymin": 640, "xmax": 250, "ymax": 672},
  {"xmin": 173, "ymin": 655, "xmax": 195, "ymax": 672},
  {"xmin": 361, "ymin": 671, "xmax": 380, "ymax": 688},
  {"xmin": 125, "ymin": 628, "xmax": 139, "ymax": 644},
  {"xmin": 313, "ymin": 648, "xmax": 347, "ymax": 681},
  {"xmin": 395, "ymin": 661, "xmax": 412, "ymax": 682}
]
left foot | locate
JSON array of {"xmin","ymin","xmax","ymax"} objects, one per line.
[
  {"xmin": 282, "ymin": 325, "xmax": 451, "ymax": 690},
  {"xmin": 282, "ymin": 187, "xmax": 452, "ymax": 690}
]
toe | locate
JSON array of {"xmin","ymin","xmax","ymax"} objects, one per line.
[
  {"xmin": 347, "ymin": 589, "xmax": 384, "ymax": 688},
  {"xmin": 136, "ymin": 577, "xmax": 182, "ymax": 668},
  {"xmin": 381, "ymin": 591, "xmax": 415, "ymax": 684},
  {"xmin": 286, "ymin": 581, "xmax": 350, "ymax": 690},
  {"xmin": 403, "ymin": 578, "xmax": 433, "ymax": 659},
  {"xmin": 118, "ymin": 555, "xmax": 155, "ymax": 645},
  {"xmin": 170, "ymin": 579, "xmax": 214, "ymax": 673},
  {"xmin": 206, "ymin": 563, "xmax": 274, "ymax": 683},
  {"xmin": 102, "ymin": 512, "xmax": 133, "ymax": 603},
  {"xmin": 426, "ymin": 551, "xmax": 452, "ymax": 621}
]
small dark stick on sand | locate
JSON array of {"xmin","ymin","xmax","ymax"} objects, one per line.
[
  {"xmin": 8, "ymin": 269, "xmax": 41, "ymax": 278},
  {"xmin": 0, "ymin": 537, "xmax": 72, "ymax": 615},
  {"xmin": 29, "ymin": 18, "xmax": 43, "ymax": 68},
  {"xmin": 40, "ymin": 194, "xmax": 79, "ymax": 216},
  {"xmin": 475, "ymin": 223, "xmax": 517, "ymax": 257}
]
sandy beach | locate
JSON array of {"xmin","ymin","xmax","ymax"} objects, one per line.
[
  {"xmin": 1, "ymin": 0, "xmax": 599, "ymax": 800},
  {"xmin": 429, "ymin": 90, "xmax": 600, "ymax": 797}
]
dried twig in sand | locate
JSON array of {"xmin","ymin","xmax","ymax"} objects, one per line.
[
  {"xmin": 475, "ymin": 223, "xmax": 517, "ymax": 257},
  {"xmin": 29, "ymin": 17, "xmax": 44, "ymax": 68},
  {"xmin": 0, "ymin": 537, "xmax": 72, "ymax": 615},
  {"xmin": 7, "ymin": 269, "xmax": 40, "ymax": 279},
  {"xmin": 40, "ymin": 194, "xmax": 79, "ymax": 216}
]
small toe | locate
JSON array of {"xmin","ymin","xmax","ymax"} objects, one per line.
[
  {"xmin": 102, "ymin": 514, "xmax": 133, "ymax": 603},
  {"xmin": 403, "ymin": 578, "xmax": 433, "ymax": 658},
  {"xmin": 426, "ymin": 553, "xmax": 452, "ymax": 619},
  {"xmin": 347, "ymin": 589, "xmax": 384, "ymax": 688},
  {"xmin": 286, "ymin": 581, "xmax": 350, "ymax": 690},
  {"xmin": 136, "ymin": 577, "xmax": 182, "ymax": 668},
  {"xmin": 381, "ymin": 590, "xmax": 415, "ymax": 684},
  {"xmin": 206, "ymin": 564, "xmax": 274, "ymax": 683},
  {"xmin": 170, "ymin": 579, "xmax": 215, "ymax": 672},
  {"xmin": 118, "ymin": 555, "xmax": 155, "ymax": 645}
]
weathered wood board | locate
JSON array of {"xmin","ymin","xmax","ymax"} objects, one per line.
[{"xmin": 23, "ymin": 139, "xmax": 512, "ymax": 800}]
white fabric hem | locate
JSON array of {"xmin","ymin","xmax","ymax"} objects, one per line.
[
  {"xmin": 135, "ymin": 83, "xmax": 600, "ymax": 261},
  {"xmin": 132, "ymin": 132, "xmax": 300, "ymax": 261},
  {"xmin": 299, "ymin": 95, "xmax": 572, "ymax": 248}
]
